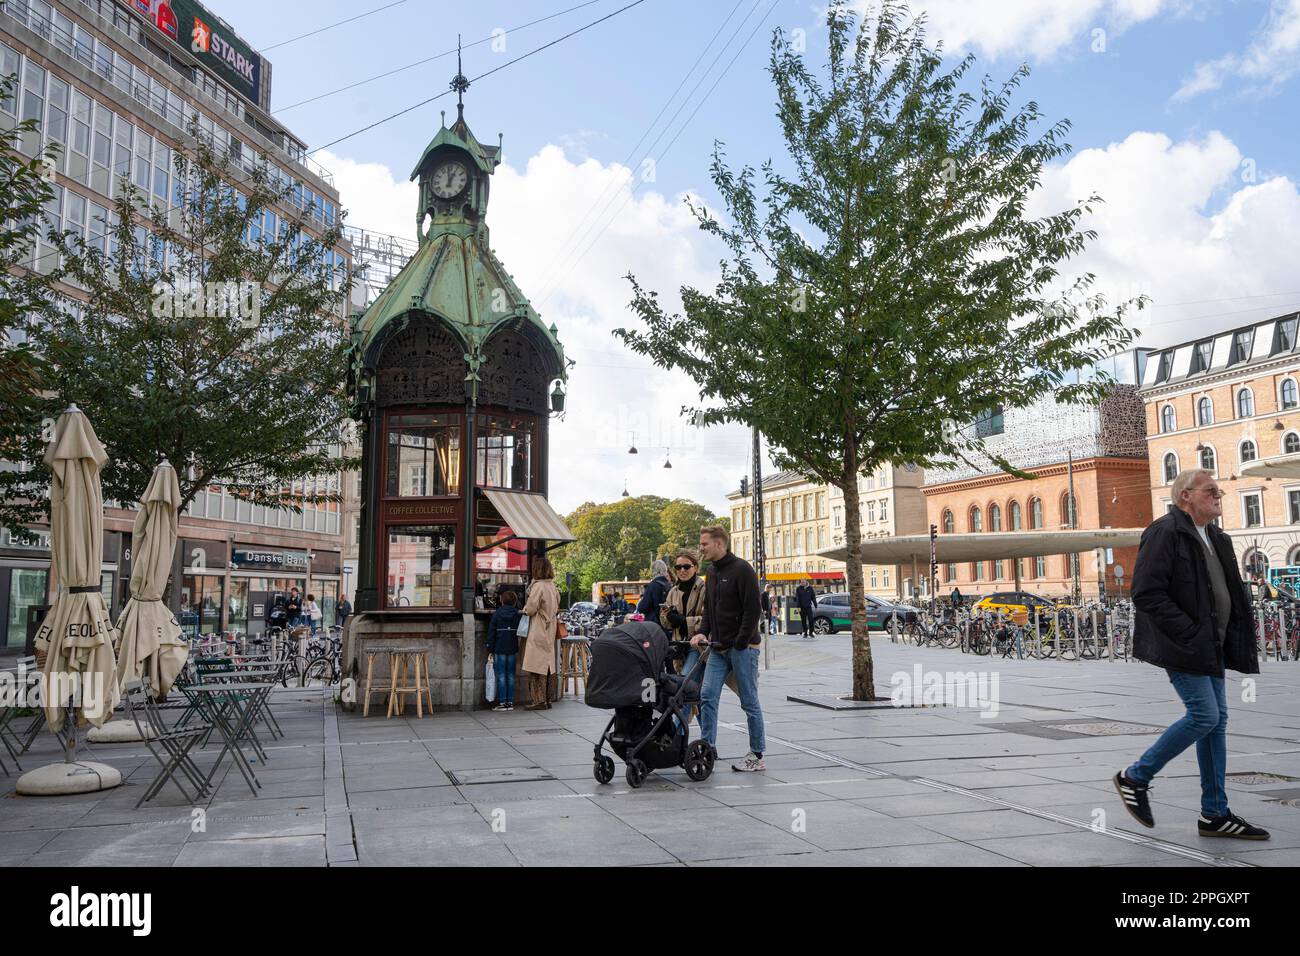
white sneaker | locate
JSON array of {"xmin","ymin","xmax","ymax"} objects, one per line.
[{"xmin": 731, "ymin": 752, "xmax": 766, "ymax": 772}]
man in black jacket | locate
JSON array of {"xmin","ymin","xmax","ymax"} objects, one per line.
[
  {"xmin": 1114, "ymin": 469, "xmax": 1268, "ymax": 840},
  {"xmin": 691, "ymin": 525, "xmax": 766, "ymax": 771},
  {"xmin": 795, "ymin": 579, "xmax": 818, "ymax": 638}
]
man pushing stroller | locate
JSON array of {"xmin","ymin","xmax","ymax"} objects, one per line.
[{"xmin": 690, "ymin": 525, "xmax": 767, "ymax": 773}]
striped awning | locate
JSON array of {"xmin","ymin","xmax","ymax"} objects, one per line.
[{"xmin": 481, "ymin": 489, "xmax": 575, "ymax": 543}]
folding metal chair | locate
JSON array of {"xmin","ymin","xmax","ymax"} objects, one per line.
[{"xmin": 123, "ymin": 679, "xmax": 212, "ymax": 808}]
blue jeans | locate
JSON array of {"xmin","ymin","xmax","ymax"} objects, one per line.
[
  {"xmin": 1126, "ymin": 669, "xmax": 1229, "ymax": 818},
  {"xmin": 699, "ymin": 646, "xmax": 765, "ymax": 755},
  {"xmin": 493, "ymin": 653, "xmax": 517, "ymax": 705}
]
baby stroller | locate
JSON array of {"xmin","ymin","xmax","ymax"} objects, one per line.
[{"xmin": 585, "ymin": 620, "xmax": 717, "ymax": 788}]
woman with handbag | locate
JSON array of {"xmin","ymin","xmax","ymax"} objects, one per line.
[{"xmin": 521, "ymin": 557, "xmax": 561, "ymax": 710}]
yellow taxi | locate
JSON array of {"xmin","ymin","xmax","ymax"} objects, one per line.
[{"xmin": 971, "ymin": 591, "xmax": 1058, "ymax": 625}]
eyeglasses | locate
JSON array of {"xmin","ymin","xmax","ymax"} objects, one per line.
[
  {"xmin": 1197, "ymin": 487, "xmax": 1226, "ymax": 499},
  {"xmin": 674, "ymin": 564, "xmax": 695, "ymax": 571}
]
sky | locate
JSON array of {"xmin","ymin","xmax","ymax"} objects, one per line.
[{"xmin": 210, "ymin": 0, "xmax": 1300, "ymax": 516}]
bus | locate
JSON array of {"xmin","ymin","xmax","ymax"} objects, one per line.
[{"xmin": 592, "ymin": 580, "xmax": 651, "ymax": 607}]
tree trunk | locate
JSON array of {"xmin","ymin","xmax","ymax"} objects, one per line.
[{"xmin": 840, "ymin": 470, "xmax": 877, "ymax": 700}]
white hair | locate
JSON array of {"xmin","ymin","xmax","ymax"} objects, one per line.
[{"xmin": 1171, "ymin": 468, "xmax": 1213, "ymax": 504}]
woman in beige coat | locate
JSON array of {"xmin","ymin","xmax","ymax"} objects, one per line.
[{"xmin": 521, "ymin": 556, "xmax": 561, "ymax": 710}]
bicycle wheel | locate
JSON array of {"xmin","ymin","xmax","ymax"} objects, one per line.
[
  {"xmin": 939, "ymin": 625, "xmax": 959, "ymax": 648},
  {"xmin": 301, "ymin": 658, "xmax": 335, "ymax": 689}
]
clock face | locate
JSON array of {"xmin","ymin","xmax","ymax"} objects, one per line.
[{"xmin": 431, "ymin": 161, "xmax": 468, "ymax": 199}]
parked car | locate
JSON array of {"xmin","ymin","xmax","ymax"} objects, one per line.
[
  {"xmin": 971, "ymin": 591, "xmax": 1057, "ymax": 623},
  {"xmin": 808, "ymin": 592, "xmax": 919, "ymax": 635}
]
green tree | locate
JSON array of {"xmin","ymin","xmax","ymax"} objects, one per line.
[
  {"xmin": 571, "ymin": 495, "xmax": 669, "ymax": 580},
  {"xmin": 0, "ymin": 75, "xmax": 61, "ymax": 541},
  {"xmin": 659, "ymin": 498, "xmax": 719, "ymax": 554},
  {"xmin": 616, "ymin": 4, "xmax": 1141, "ymax": 699},
  {"xmin": 7, "ymin": 133, "xmax": 353, "ymax": 517}
]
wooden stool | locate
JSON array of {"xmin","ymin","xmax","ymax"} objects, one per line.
[
  {"xmin": 386, "ymin": 650, "xmax": 432, "ymax": 718},
  {"xmin": 559, "ymin": 638, "xmax": 590, "ymax": 697},
  {"xmin": 361, "ymin": 647, "xmax": 391, "ymax": 718}
]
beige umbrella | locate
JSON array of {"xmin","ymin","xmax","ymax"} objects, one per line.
[
  {"xmin": 113, "ymin": 459, "xmax": 187, "ymax": 698},
  {"xmin": 17, "ymin": 406, "xmax": 122, "ymax": 795}
]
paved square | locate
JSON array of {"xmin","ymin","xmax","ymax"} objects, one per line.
[{"xmin": 2, "ymin": 634, "xmax": 1298, "ymax": 866}]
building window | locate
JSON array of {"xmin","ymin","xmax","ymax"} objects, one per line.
[
  {"xmin": 942, "ymin": 509, "xmax": 954, "ymax": 534},
  {"xmin": 1283, "ymin": 379, "xmax": 1300, "ymax": 410},
  {"xmin": 1190, "ymin": 340, "xmax": 1213, "ymax": 373},
  {"xmin": 1289, "ymin": 489, "xmax": 1300, "ymax": 524},
  {"xmin": 1243, "ymin": 547, "xmax": 1268, "ymax": 578},
  {"xmin": 879, "ymin": 498, "xmax": 888, "ymax": 522},
  {"xmin": 972, "ymin": 561, "xmax": 983, "ymax": 581},
  {"xmin": 968, "ymin": 506, "xmax": 982, "ymax": 533},
  {"xmin": 993, "ymin": 559, "xmax": 1004, "ymax": 579},
  {"xmin": 385, "ymin": 413, "xmax": 461, "ymax": 497},
  {"xmin": 945, "ymin": 563, "xmax": 957, "ymax": 582},
  {"xmin": 870, "ymin": 570, "xmax": 878, "ymax": 588},
  {"xmin": 386, "ymin": 525, "xmax": 456, "ymax": 608},
  {"xmin": 1163, "ymin": 452, "xmax": 1179, "ymax": 484},
  {"xmin": 1061, "ymin": 492, "xmax": 1077, "ymax": 528},
  {"xmin": 1237, "ymin": 388, "xmax": 1255, "ymax": 418},
  {"xmin": 1240, "ymin": 440, "xmax": 1257, "ymax": 465},
  {"xmin": 1273, "ymin": 317, "xmax": 1298, "ymax": 355},
  {"xmin": 1029, "ymin": 498, "xmax": 1043, "ymax": 529},
  {"xmin": 1197, "ymin": 396, "xmax": 1214, "ymax": 426},
  {"xmin": 971, "ymin": 405, "xmax": 1005, "ymax": 438},
  {"xmin": 1199, "ymin": 445, "xmax": 1217, "ymax": 474},
  {"xmin": 1155, "ymin": 352, "xmax": 1173, "ymax": 384},
  {"xmin": 1229, "ymin": 329, "xmax": 1254, "ymax": 366},
  {"xmin": 1286, "ymin": 432, "xmax": 1300, "ymax": 455},
  {"xmin": 1009, "ymin": 501, "xmax": 1022, "ymax": 530},
  {"xmin": 1242, "ymin": 493, "xmax": 1263, "ymax": 528},
  {"xmin": 1034, "ymin": 556, "xmax": 1046, "ymax": 578},
  {"xmin": 1160, "ymin": 405, "xmax": 1176, "ymax": 433}
]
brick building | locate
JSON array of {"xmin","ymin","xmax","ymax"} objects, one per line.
[
  {"xmin": 1139, "ymin": 311, "xmax": 1300, "ymax": 588},
  {"xmin": 923, "ymin": 350, "xmax": 1152, "ymax": 601}
]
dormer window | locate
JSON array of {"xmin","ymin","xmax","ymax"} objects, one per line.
[
  {"xmin": 1155, "ymin": 351, "xmax": 1173, "ymax": 383},
  {"xmin": 1189, "ymin": 340, "xmax": 1213, "ymax": 374},
  {"xmin": 1228, "ymin": 329, "xmax": 1254, "ymax": 366},
  {"xmin": 1273, "ymin": 317, "xmax": 1298, "ymax": 355}
]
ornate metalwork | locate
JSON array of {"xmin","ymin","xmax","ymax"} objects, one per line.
[
  {"xmin": 375, "ymin": 318, "xmax": 467, "ymax": 407},
  {"xmin": 478, "ymin": 329, "xmax": 549, "ymax": 413}
]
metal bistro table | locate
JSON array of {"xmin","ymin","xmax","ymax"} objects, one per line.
[{"xmin": 186, "ymin": 682, "xmax": 273, "ymax": 796}]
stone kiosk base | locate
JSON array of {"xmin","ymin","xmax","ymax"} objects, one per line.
[{"xmin": 342, "ymin": 612, "xmax": 559, "ymax": 713}]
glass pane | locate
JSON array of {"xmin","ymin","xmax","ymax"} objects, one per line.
[
  {"xmin": 386, "ymin": 413, "xmax": 460, "ymax": 496},
  {"xmin": 386, "ymin": 525, "xmax": 456, "ymax": 608},
  {"xmin": 8, "ymin": 569, "xmax": 49, "ymax": 648},
  {"xmin": 476, "ymin": 414, "xmax": 533, "ymax": 489}
]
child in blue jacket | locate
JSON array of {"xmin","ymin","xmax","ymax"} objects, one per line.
[{"xmin": 486, "ymin": 591, "xmax": 522, "ymax": 711}]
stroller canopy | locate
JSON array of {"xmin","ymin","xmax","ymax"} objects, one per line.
[{"xmin": 585, "ymin": 621, "xmax": 671, "ymax": 709}]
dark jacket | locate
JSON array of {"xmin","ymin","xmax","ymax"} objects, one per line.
[
  {"xmin": 336, "ymin": 599, "xmax": 352, "ymax": 625},
  {"xmin": 796, "ymin": 585, "xmax": 818, "ymax": 611},
  {"xmin": 486, "ymin": 605, "xmax": 522, "ymax": 656},
  {"xmin": 636, "ymin": 575, "xmax": 671, "ymax": 628},
  {"xmin": 700, "ymin": 551, "xmax": 762, "ymax": 650},
  {"xmin": 1131, "ymin": 507, "xmax": 1258, "ymax": 677},
  {"xmin": 286, "ymin": 593, "xmax": 303, "ymax": 619}
]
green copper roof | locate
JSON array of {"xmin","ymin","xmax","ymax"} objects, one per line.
[{"xmin": 349, "ymin": 110, "xmax": 566, "ymax": 392}]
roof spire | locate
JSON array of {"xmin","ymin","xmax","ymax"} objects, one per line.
[{"xmin": 450, "ymin": 34, "xmax": 470, "ymax": 132}]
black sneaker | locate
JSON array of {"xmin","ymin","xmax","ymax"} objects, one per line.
[
  {"xmin": 1198, "ymin": 812, "xmax": 1270, "ymax": 840},
  {"xmin": 1114, "ymin": 771, "xmax": 1155, "ymax": 828}
]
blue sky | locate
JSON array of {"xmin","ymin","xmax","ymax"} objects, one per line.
[{"xmin": 210, "ymin": 0, "xmax": 1300, "ymax": 513}]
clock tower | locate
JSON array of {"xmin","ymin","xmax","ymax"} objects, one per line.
[{"xmin": 344, "ymin": 48, "xmax": 572, "ymax": 712}]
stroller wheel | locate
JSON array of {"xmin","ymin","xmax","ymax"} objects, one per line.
[
  {"xmin": 593, "ymin": 755, "xmax": 615, "ymax": 785},
  {"xmin": 625, "ymin": 758, "xmax": 647, "ymax": 789},
  {"xmin": 685, "ymin": 740, "xmax": 712, "ymax": 782}
]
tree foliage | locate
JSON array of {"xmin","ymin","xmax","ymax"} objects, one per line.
[
  {"xmin": 3, "ymin": 131, "xmax": 354, "ymax": 525},
  {"xmin": 553, "ymin": 495, "xmax": 728, "ymax": 603},
  {"xmin": 0, "ymin": 75, "xmax": 62, "ymax": 541},
  {"xmin": 615, "ymin": 3, "xmax": 1143, "ymax": 698}
]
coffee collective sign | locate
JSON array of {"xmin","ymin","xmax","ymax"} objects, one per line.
[
  {"xmin": 124, "ymin": 1, "xmax": 267, "ymax": 107},
  {"xmin": 230, "ymin": 548, "xmax": 309, "ymax": 571}
]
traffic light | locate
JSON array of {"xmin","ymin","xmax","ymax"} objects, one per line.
[{"xmin": 740, "ymin": 477, "xmax": 749, "ymax": 497}]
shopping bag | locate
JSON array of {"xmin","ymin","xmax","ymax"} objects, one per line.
[
  {"xmin": 517, "ymin": 614, "xmax": 531, "ymax": 637},
  {"xmin": 485, "ymin": 657, "xmax": 497, "ymax": 702}
]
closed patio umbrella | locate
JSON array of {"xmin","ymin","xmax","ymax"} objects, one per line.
[
  {"xmin": 17, "ymin": 405, "xmax": 122, "ymax": 795},
  {"xmin": 113, "ymin": 459, "xmax": 187, "ymax": 698}
]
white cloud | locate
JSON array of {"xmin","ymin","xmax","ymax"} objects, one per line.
[
  {"xmin": 840, "ymin": 0, "xmax": 1183, "ymax": 61},
  {"xmin": 1028, "ymin": 129, "xmax": 1300, "ymax": 349},
  {"xmin": 1173, "ymin": 0, "xmax": 1300, "ymax": 101},
  {"xmin": 320, "ymin": 143, "xmax": 750, "ymax": 517}
]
